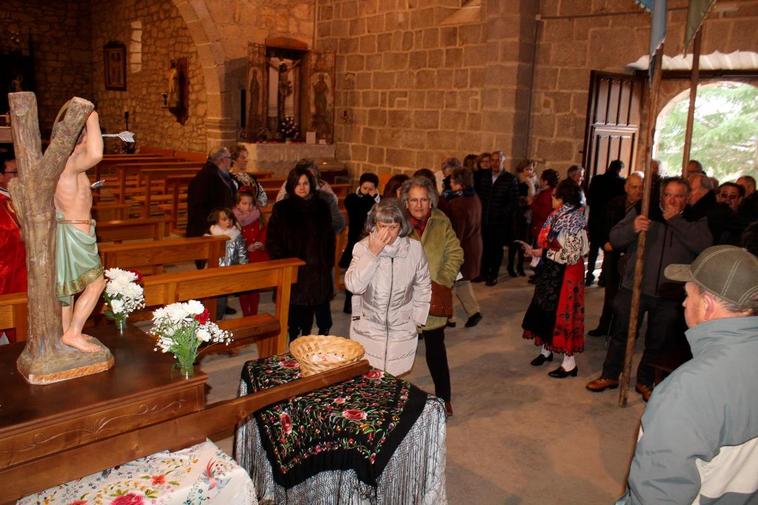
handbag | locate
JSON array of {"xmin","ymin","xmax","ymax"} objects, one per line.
[{"xmin": 429, "ymin": 281, "xmax": 453, "ymax": 317}]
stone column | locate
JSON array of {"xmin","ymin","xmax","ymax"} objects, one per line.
[{"xmin": 205, "ymin": 117, "xmax": 237, "ymax": 150}]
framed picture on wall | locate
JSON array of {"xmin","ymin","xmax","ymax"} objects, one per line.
[{"xmin": 104, "ymin": 42, "xmax": 126, "ymax": 91}]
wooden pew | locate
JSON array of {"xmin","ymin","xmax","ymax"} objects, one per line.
[
  {"xmin": 142, "ymin": 259, "xmax": 304, "ymax": 357},
  {"xmin": 110, "ymin": 162, "xmax": 200, "ymax": 203},
  {"xmin": 95, "ymin": 217, "xmax": 169, "ymax": 243},
  {"xmin": 0, "ymin": 237, "xmax": 230, "ymax": 341},
  {"xmin": 98, "ymin": 235, "xmax": 227, "ymax": 271},
  {"xmin": 92, "ymin": 201, "xmax": 134, "ymax": 221},
  {"xmin": 0, "ymin": 292, "xmax": 28, "ymax": 343}
]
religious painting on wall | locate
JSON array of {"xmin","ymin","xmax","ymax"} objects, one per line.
[
  {"xmin": 103, "ymin": 42, "xmax": 126, "ymax": 91},
  {"xmin": 245, "ymin": 43, "xmax": 267, "ymax": 141},
  {"xmin": 306, "ymin": 51, "xmax": 335, "ymax": 144}
]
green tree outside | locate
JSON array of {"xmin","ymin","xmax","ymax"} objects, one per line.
[{"xmin": 655, "ymin": 82, "xmax": 757, "ymax": 182}]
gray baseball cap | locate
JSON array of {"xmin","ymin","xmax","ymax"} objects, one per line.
[{"xmin": 665, "ymin": 245, "xmax": 758, "ymax": 310}]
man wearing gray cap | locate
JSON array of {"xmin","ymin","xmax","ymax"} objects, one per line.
[{"xmin": 616, "ymin": 245, "xmax": 758, "ymax": 505}]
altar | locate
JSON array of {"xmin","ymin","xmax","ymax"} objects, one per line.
[{"xmin": 241, "ymin": 141, "xmax": 336, "ymax": 175}]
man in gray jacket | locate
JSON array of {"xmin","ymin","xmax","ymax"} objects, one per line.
[
  {"xmin": 616, "ymin": 245, "xmax": 758, "ymax": 504},
  {"xmin": 586, "ymin": 177, "xmax": 712, "ymax": 400}
]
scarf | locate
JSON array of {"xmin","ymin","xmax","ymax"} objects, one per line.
[
  {"xmin": 209, "ymin": 224, "xmax": 240, "ymax": 240},
  {"xmin": 409, "ymin": 214, "xmax": 429, "ymax": 238},
  {"xmin": 233, "ymin": 206, "xmax": 261, "ymax": 227},
  {"xmin": 543, "ymin": 204, "xmax": 585, "ymax": 243}
]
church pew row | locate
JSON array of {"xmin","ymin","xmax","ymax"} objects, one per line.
[
  {"xmin": 0, "ymin": 236, "xmax": 230, "ymax": 341},
  {"xmin": 141, "ymin": 258, "xmax": 304, "ymax": 357}
]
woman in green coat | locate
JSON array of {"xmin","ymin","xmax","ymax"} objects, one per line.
[{"xmin": 400, "ymin": 176, "xmax": 464, "ymax": 416}]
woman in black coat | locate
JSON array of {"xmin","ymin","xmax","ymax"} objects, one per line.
[
  {"xmin": 266, "ymin": 161, "xmax": 336, "ymax": 339},
  {"xmin": 340, "ymin": 172, "xmax": 380, "ymax": 313}
]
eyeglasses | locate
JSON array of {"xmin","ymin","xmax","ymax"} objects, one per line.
[{"xmin": 408, "ymin": 198, "xmax": 430, "ymax": 205}]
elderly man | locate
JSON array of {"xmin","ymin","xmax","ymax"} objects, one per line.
[
  {"xmin": 0, "ymin": 151, "xmax": 17, "ymax": 198},
  {"xmin": 588, "ymin": 171, "xmax": 643, "ymax": 337},
  {"xmin": 616, "ymin": 245, "xmax": 758, "ymax": 505},
  {"xmin": 687, "ymin": 173, "xmax": 741, "ymax": 245},
  {"xmin": 586, "ymin": 177, "xmax": 712, "ymax": 400},
  {"xmin": 186, "ymin": 146, "xmax": 236, "ymax": 238},
  {"xmin": 473, "ymin": 149, "xmax": 518, "ymax": 286},
  {"xmin": 737, "ymin": 175, "xmax": 758, "ymax": 223}
]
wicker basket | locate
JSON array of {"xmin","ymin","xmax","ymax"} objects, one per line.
[{"xmin": 289, "ymin": 335, "xmax": 365, "ymax": 377}]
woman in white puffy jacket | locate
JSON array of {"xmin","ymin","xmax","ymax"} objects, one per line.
[{"xmin": 345, "ymin": 198, "xmax": 432, "ymax": 376}]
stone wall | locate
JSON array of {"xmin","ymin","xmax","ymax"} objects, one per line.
[
  {"xmin": 315, "ymin": 0, "xmax": 539, "ymax": 176},
  {"xmin": 530, "ymin": 0, "xmax": 758, "ymax": 173},
  {"xmin": 91, "ymin": 0, "xmax": 207, "ymax": 151},
  {"xmin": 315, "ymin": 0, "xmax": 758, "ymax": 178},
  {"xmin": 0, "ymin": 0, "xmax": 93, "ymax": 135}
]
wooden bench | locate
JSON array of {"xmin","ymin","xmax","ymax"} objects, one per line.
[
  {"xmin": 95, "ymin": 217, "xmax": 169, "ymax": 243},
  {"xmin": 142, "ymin": 258, "xmax": 304, "ymax": 358},
  {"xmin": 98, "ymin": 235, "xmax": 228, "ymax": 271},
  {"xmin": 0, "ymin": 292, "xmax": 28, "ymax": 343}
]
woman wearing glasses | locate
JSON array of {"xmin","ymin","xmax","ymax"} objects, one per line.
[
  {"xmin": 400, "ymin": 176, "xmax": 463, "ymax": 416},
  {"xmin": 344, "ymin": 199, "xmax": 431, "ymax": 377}
]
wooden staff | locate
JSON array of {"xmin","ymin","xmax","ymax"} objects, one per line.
[
  {"xmin": 618, "ymin": 44, "xmax": 664, "ymax": 407},
  {"xmin": 681, "ymin": 28, "xmax": 702, "ymax": 175}
]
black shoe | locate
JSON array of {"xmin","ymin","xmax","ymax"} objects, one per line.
[
  {"xmin": 585, "ymin": 275, "xmax": 595, "ymax": 287},
  {"xmin": 517, "ymin": 268, "xmax": 526, "ymax": 276},
  {"xmin": 465, "ymin": 312, "xmax": 482, "ymax": 328},
  {"xmin": 507, "ymin": 268, "xmax": 518, "ymax": 278},
  {"xmin": 224, "ymin": 306, "xmax": 237, "ymax": 315},
  {"xmin": 530, "ymin": 352, "xmax": 553, "ymax": 366},
  {"xmin": 587, "ymin": 327, "xmax": 608, "ymax": 337},
  {"xmin": 485, "ymin": 278, "xmax": 498, "ymax": 286},
  {"xmin": 446, "ymin": 320, "xmax": 457, "ymax": 328},
  {"xmin": 527, "ymin": 275, "xmax": 536, "ymax": 284},
  {"xmin": 548, "ymin": 365, "xmax": 578, "ymax": 378}
]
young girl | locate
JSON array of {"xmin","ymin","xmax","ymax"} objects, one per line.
[
  {"xmin": 233, "ymin": 189, "xmax": 269, "ymax": 315},
  {"xmin": 207, "ymin": 207, "xmax": 248, "ymax": 318}
]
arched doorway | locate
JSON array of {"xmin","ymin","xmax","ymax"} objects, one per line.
[{"xmin": 654, "ymin": 81, "xmax": 757, "ymax": 180}]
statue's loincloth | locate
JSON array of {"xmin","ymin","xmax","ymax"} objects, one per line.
[{"xmin": 55, "ymin": 211, "xmax": 103, "ymax": 306}]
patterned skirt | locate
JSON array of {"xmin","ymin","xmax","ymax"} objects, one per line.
[{"xmin": 522, "ymin": 256, "xmax": 585, "ymax": 355}]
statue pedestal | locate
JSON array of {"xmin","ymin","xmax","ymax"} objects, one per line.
[{"xmin": 242, "ymin": 142, "xmax": 336, "ymax": 176}]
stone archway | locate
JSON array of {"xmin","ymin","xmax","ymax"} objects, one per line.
[{"xmin": 172, "ymin": 0, "xmax": 237, "ymax": 149}]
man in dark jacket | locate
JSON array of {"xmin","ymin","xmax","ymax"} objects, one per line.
[
  {"xmin": 586, "ymin": 177, "xmax": 712, "ymax": 400},
  {"xmin": 586, "ymin": 160, "xmax": 627, "ymax": 285},
  {"xmin": 685, "ymin": 173, "xmax": 742, "ymax": 245},
  {"xmin": 588, "ymin": 172, "xmax": 643, "ymax": 337},
  {"xmin": 186, "ymin": 146, "xmax": 236, "ymax": 238},
  {"xmin": 473, "ymin": 149, "xmax": 519, "ymax": 286}
]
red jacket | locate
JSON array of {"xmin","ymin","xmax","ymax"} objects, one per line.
[
  {"xmin": 530, "ymin": 187, "xmax": 554, "ymax": 243},
  {"xmin": 241, "ymin": 219, "xmax": 269, "ymax": 263}
]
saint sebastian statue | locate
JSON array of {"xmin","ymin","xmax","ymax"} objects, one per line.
[{"xmin": 53, "ymin": 111, "xmax": 106, "ymax": 353}]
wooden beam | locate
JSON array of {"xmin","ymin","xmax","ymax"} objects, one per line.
[{"xmin": 682, "ymin": 28, "xmax": 702, "ymax": 175}]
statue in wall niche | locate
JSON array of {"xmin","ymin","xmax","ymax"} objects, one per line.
[
  {"xmin": 246, "ymin": 68, "xmax": 263, "ymax": 139},
  {"xmin": 167, "ymin": 59, "xmax": 181, "ymax": 109},
  {"xmin": 311, "ymin": 72, "xmax": 331, "ymax": 140},
  {"xmin": 268, "ymin": 58, "xmax": 302, "ymax": 129}
]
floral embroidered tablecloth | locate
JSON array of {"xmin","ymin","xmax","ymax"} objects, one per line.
[
  {"xmin": 236, "ymin": 354, "xmax": 429, "ymax": 490},
  {"xmin": 18, "ymin": 440, "xmax": 256, "ymax": 505}
]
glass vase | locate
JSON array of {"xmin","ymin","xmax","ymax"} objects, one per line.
[
  {"xmin": 174, "ymin": 351, "xmax": 196, "ymax": 379},
  {"xmin": 114, "ymin": 316, "xmax": 127, "ymax": 335}
]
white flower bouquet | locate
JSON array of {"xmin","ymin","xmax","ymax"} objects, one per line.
[
  {"xmin": 150, "ymin": 300, "xmax": 232, "ymax": 377},
  {"xmin": 102, "ymin": 268, "xmax": 145, "ymax": 333}
]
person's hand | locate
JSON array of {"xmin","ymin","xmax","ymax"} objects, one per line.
[
  {"xmin": 634, "ymin": 215, "xmax": 650, "ymax": 233},
  {"xmin": 663, "ymin": 206, "xmax": 681, "ymax": 221},
  {"xmin": 603, "ymin": 242, "xmax": 613, "ymax": 252},
  {"xmin": 248, "ymin": 241, "xmax": 264, "ymax": 252},
  {"xmin": 520, "ymin": 242, "xmax": 535, "ymax": 258},
  {"xmin": 368, "ymin": 227, "xmax": 392, "ymax": 255}
]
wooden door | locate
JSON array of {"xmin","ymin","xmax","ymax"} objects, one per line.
[{"xmin": 582, "ymin": 71, "xmax": 644, "ymax": 183}]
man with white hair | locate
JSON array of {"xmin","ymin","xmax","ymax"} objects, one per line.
[
  {"xmin": 186, "ymin": 146, "xmax": 236, "ymax": 238},
  {"xmin": 616, "ymin": 245, "xmax": 758, "ymax": 504},
  {"xmin": 687, "ymin": 172, "xmax": 741, "ymax": 245}
]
